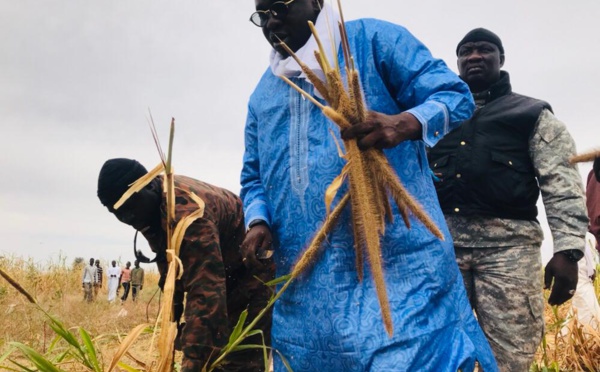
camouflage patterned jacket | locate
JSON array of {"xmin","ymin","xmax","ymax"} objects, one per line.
[
  {"xmin": 441, "ymin": 106, "xmax": 587, "ymax": 254},
  {"xmin": 142, "ymin": 175, "xmax": 273, "ymax": 370}
]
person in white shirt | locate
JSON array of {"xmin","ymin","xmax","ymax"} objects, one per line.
[
  {"xmin": 81, "ymin": 257, "xmax": 97, "ymax": 303},
  {"xmin": 106, "ymin": 260, "xmax": 121, "ymax": 302},
  {"xmin": 562, "ymin": 232, "xmax": 600, "ymax": 334}
]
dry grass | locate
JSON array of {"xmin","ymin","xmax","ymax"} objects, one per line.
[
  {"xmin": 1, "ymin": 255, "xmax": 599, "ymax": 371},
  {"xmin": 0, "ymin": 255, "xmax": 170, "ymax": 370},
  {"xmin": 533, "ymin": 278, "xmax": 600, "ymax": 372}
]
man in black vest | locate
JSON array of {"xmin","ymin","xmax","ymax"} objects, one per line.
[{"xmin": 428, "ymin": 28, "xmax": 587, "ymax": 370}]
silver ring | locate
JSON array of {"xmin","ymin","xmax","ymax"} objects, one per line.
[{"xmin": 568, "ymin": 289, "xmax": 576, "ymax": 295}]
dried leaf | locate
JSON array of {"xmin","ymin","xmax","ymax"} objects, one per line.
[{"xmin": 114, "ymin": 163, "xmax": 164, "ymax": 210}]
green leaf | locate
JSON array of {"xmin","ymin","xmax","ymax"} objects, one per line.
[
  {"xmin": 117, "ymin": 361, "xmax": 142, "ymax": 372},
  {"xmin": 228, "ymin": 309, "xmax": 248, "ymax": 345},
  {"xmin": 10, "ymin": 342, "xmax": 65, "ymax": 372},
  {"xmin": 242, "ymin": 329, "xmax": 263, "ymax": 338},
  {"xmin": 47, "ymin": 334, "xmax": 63, "ymax": 353},
  {"xmin": 230, "ymin": 344, "xmax": 267, "ymax": 351},
  {"xmin": 265, "ymin": 274, "xmax": 291, "ymax": 287},
  {"xmin": 79, "ymin": 327, "xmax": 101, "ymax": 372},
  {"xmin": 52, "ymin": 350, "xmax": 70, "ymax": 364},
  {"xmin": 273, "ymin": 349, "xmax": 294, "ymax": 372},
  {"xmin": 46, "ymin": 319, "xmax": 92, "ymax": 367},
  {"xmin": 9, "ymin": 359, "xmax": 37, "ymax": 372},
  {"xmin": 0, "ymin": 345, "xmax": 16, "ymax": 365},
  {"xmin": 47, "ymin": 319, "xmax": 80, "ymax": 350}
]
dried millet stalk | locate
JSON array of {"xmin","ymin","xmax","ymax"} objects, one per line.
[{"xmin": 570, "ymin": 149, "xmax": 600, "ymax": 164}]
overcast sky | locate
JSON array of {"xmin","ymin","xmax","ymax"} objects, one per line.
[{"xmin": 1, "ymin": 0, "xmax": 599, "ymax": 268}]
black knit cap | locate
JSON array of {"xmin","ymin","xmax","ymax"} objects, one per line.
[
  {"xmin": 97, "ymin": 158, "xmax": 148, "ymax": 207},
  {"xmin": 456, "ymin": 28, "xmax": 504, "ymax": 56}
]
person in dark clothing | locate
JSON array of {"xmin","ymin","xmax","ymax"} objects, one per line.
[
  {"xmin": 428, "ymin": 28, "xmax": 588, "ymax": 370},
  {"xmin": 586, "ymin": 158, "xmax": 600, "ymax": 255},
  {"xmin": 130, "ymin": 260, "xmax": 144, "ymax": 301},
  {"xmin": 97, "ymin": 158, "xmax": 274, "ymax": 372},
  {"xmin": 93, "ymin": 259, "xmax": 103, "ymax": 300}
]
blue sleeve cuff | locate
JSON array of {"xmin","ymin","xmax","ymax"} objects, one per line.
[
  {"xmin": 406, "ymin": 101, "xmax": 450, "ymax": 148},
  {"xmin": 244, "ymin": 199, "xmax": 271, "ymax": 230}
]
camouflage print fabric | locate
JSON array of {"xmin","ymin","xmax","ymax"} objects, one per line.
[
  {"xmin": 455, "ymin": 244, "xmax": 543, "ymax": 371},
  {"xmin": 142, "ymin": 175, "xmax": 275, "ymax": 372},
  {"xmin": 442, "ymin": 109, "xmax": 587, "ymax": 371}
]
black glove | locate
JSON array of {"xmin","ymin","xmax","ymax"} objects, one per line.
[{"xmin": 544, "ymin": 251, "xmax": 579, "ymax": 305}]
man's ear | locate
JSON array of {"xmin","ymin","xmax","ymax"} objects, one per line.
[{"xmin": 499, "ymin": 54, "xmax": 505, "ymax": 68}]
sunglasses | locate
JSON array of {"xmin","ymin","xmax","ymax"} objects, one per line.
[{"xmin": 249, "ymin": 0, "xmax": 296, "ymax": 28}]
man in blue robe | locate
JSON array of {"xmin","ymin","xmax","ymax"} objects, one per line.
[{"xmin": 240, "ymin": 1, "xmax": 498, "ymax": 370}]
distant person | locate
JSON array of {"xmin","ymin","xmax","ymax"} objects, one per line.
[
  {"xmin": 97, "ymin": 158, "xmax": 274, "ymax": 371},
  {"xmin": 130, "ymin": 260, "xmax": 144, "ymax": 301},
  {"xmin": 107, "ymin": 260, "xmax": 121, "ymax": 302},
  {"xmin": 120, "ymin": 261, "xmax": 132, "ymax": 302},
  {"xmin": 82, "ymin": 257, "xmax": 97, "ymax": 303},
  {"xmin": 586, "ymin": 159, "xmax": 600, "ymax": 255},
  {"xmin": 94, "ymin": 259, "xmax": 103, "ymax": 299},
  {"xmin": 561, "ymin": 232, "xmax": 600, "ymax": 334},
  {"xmin": 428, "ymin": 28, "xmax": 588, "ymax": 370}
]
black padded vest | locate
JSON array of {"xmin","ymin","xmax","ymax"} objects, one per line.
[{"xmin": 428, "ymin": 72, "xmax": 551, "ymax": 220}]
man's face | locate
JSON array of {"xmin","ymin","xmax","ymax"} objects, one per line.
[
  {"xmin": 89, "ymin": 258, "xmax": 95, "ymax": 266},
  {"xmin": 457, "ymin": 41, "xmax": 504, "ymax": 92},
  {"xmin": 108, "ymin": 185, "xmax": 161, "ymax": 232},
  {"xmin": 254, "ymin": 0, "xmax": 321, "ymax": 57},
  {"xmin": 95, "ymin": 260, "xmax": 100, "ymax": 267}
]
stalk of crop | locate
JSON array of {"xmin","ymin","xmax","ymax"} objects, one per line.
[
  {"xmin": 569, "ymin": 148, "xmax": 600, "ymax": 164},
  {"xmin": 0, "ymin": 267, "xmax": 108, "ymax": 372},
  {"xmin": 0, "ymin": 267, "xmax": 37, "ymax": 305},
  {"xmin": 113, "ymin": 117, "xmax": 206, "ymax": 371},
  {"xmin": 290, "ymin": 192, "xmax": 350, "ymax": 279}
]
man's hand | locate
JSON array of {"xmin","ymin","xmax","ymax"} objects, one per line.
[
  {"xmin": 240, "ymin": 223, "xmax": 272, "ymax": 270},
  {"xmin": 544, "ymin": 252, "xmax": 579, "ymax": 305},
  {"xmin": 341, "ymin": 111, "xmax": 422, "ymax": 150}
]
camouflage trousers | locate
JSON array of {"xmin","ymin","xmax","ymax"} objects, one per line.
[{"xmin": 455, "ymin": 244, "xmax": 544, "ymax": 372}]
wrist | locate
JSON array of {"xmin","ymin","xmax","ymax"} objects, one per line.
[
  {"xmin": 556, "ymin": 249, "xmax": 584, "ymax": 263},
  {"xmin": 247, "ymin": 219, "xmax": 267, "ymax": 232},
  {"xmin": 397, "ymin": 113, "xmax": 422, "ymax": 141}
]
